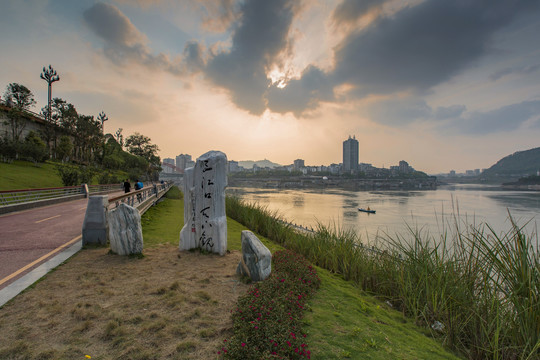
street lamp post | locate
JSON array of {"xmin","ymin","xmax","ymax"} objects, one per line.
[
  {"xmin": 40, "ymin": 65, "xmax": 60, "ymax": 124},
  {"xmin": 97, "ymin": 111, "xmax": 108, "ymax": 133}
]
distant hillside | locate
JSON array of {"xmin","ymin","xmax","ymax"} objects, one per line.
[
  {"xmin": 482, "ymin": 147, "xmax": 540, "ymax": 178},
  {"xmin": 238, "ymin": 159, "xmax": 281, "ymax": 169}
]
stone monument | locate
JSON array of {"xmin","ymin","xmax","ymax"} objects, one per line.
[
  {"xmin": 82, "ymin": 195, "xmax": 109, "ymax": 246},
  {"xmin": 179, "ymin": 151, "xmax": 228, "ymax": 255},
  {"xmin": 108, "ymin": 203, "xmax": 144, "ymax": 255},
  {"xmin": 236, "ymin": 230, "xmax": 272, "ymax": 281}
]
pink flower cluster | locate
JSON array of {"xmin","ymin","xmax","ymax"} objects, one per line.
[{"xmin": 219, "ymin": 250, "xmax": 320, "ymax": 359}]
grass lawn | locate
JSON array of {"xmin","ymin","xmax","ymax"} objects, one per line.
[
  {"xmin": 304, "ymin": 269, "xmax": 462, "ymax": 359},
  {"xmin": 0, "ymin": 160, "xmax": 128, "ymax": 191},
  {"xmin": 0, "ymin": 160, "xmax": 64, "ymax": 190}
]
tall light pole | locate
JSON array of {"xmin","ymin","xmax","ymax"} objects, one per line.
[
  {"xmin": 97, "ymin": 111, "xmax": 108, "ymax": 133},
  {"xmin": 40, "ymin": 65, "xmax": 60, "ymax": 124}
]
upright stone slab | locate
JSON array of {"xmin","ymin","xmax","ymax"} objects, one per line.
[
  {"xmin": 108, "ymin": 203, "xmax": 143, "ymax": 255},
  {"xmin": 179, "ymin": 167, "xmax": 196, "ymax": 250},
  {"xmin": 236, "ymin": 230, "xmax": 272, "ymax": 281},
  {"xmin": 82, "ymin": 195, "xmax": 108, "ymax": 246},
  {"xmin": 179, "ymin": 151, "xmax": 228, "ymax": 255}
]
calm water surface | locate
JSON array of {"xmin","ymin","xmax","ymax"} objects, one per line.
[{"xmin": 227, "ymin": 184, "xmax": 540, "ymax": 243}]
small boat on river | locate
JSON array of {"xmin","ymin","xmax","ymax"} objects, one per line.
[{"xmin": 358, "ymin": 208, "xmax": 376, "ymax": 214}]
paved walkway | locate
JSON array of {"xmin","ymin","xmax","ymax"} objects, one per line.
[{"xmin": 0, "ymin": 191, "xmax": 124, "ymax": 306}]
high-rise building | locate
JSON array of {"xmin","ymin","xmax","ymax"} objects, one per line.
[
  {"xmin": 293, "ymin": 159, "xmax": 305, "ymax": 170},
  {"xmin": 175, "ymin": 154, "xmax": 192, "ymax": 170},
  {"xmin": 343, "ymin": 135, "xmax": 359, "ymax": 173},
  {"xmin": 162, "ymin": 158, "xmax": 175, "ymax": 174}
]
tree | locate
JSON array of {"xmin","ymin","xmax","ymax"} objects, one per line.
[
  {"xmin": 22, "ymin": 131, "xmax": 48, "ymax": 164},
  {"xmin": 114, "ymin": 128, "xmax": 123, "ymax": 148},
  {"xmin": 56, "ymin": 135, "xmax": 73, "ymax": 162},
  {"xmin": 73, "ymin": 114, "xmax": 103, "ymax": 163},
  {"xmin": 3, "ymin": 83, "xmax": 36, "ymax": 143},
  {"xmin": 53, "ymin": 99, "xmax": 78, "ymax": 133},
  {"xmin": 3, "ymin": 83, "xmax": 36, "ymax": 109},
  {"xmin": 125, "ymin": 132, "xmax": 161, "ymax": 179}
]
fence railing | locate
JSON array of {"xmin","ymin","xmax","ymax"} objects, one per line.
[
  {"xmin": 0, "ymin": 183, "xmax": 125, "ymax": 213},
  {"xmin": 108, "ymin": 182, "xmax": 172, "ymax": 214},
  {"xmin": 0, "ymin": 185, "xmax": 86, "ymax": 207}
]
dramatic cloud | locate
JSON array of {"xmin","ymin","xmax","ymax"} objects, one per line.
[
  {"xmin": 81, "ymin": 0, "xmax": 540, "ymax": 125},
  {"xmin": 204, "ymin": 0, "xmax": 297, "ymax": 114},
  {"xmin": 183, "ymin": 41, "xmax": 206, "ymax": 72},
  {"xmin": 434, "ymin": 105, "xmax": 467, "ymax": 120},
  {"xmin": 446, "ymin": 100, "xmax": 540, "ymax": 135},
  {"xmin": 331, "ymin": 0, "xmax": 539, "ymax": 93},
  {"xmin": 199, "ymin": 0, "xmax": 241, "ymax": 32},
  {"xmin": 83, "ymin": 2, "xmax": 146, "ymax": 47},
  {"xmin": 332, "ymin": 0, "xmax": 386, "ymax": 25},
  {"xmin": 266, "ymin": 66, "xmax": 333, "ymax": 116},
  {"xmin": 83, "ymin": 2, "xmax": 191, "ymax": 75},
  {"xmin": 365, "ymin": 97, "xmax": 433, "ymax": 126},
  {"xmin": 267, "ymin": 0, "xmax": 540, "ymax": 116},
  {"xmin": 490, "ymin": 64, "xmax": 540, "ymax": 81},
  {"xmin": 364, "ymin": 97, "xmax": 540, "ymax": 135}
]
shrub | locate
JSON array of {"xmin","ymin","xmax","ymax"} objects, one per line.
[
  {"xmin": 22, "ymin": 131, "xmax": 48, "ymax": 163},
  {"xmin": 56, "ymin": 165, "xmax": 79, "ymax": 186},
  {"xmin": 220, "ymin": 250, "xmax": 320, "ymax": 359}
]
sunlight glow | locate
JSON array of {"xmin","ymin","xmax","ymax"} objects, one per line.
[{"xmin": 267, "ymin": 68, "xmax": 288, "ymax": 88}]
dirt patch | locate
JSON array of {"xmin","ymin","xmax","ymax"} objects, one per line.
[{"xmin": 0, "ymin": 244, "xmax": 249, "ymax": 359}]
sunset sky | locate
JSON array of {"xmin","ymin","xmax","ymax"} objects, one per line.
[{"xmin": 1, "ymin": 0, "xmax": 539, "ymax": 174}]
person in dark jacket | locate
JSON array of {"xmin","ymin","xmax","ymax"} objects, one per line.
[{"xmin": 123, "ymin": 179, "xmax": 131, "ymax": 193}]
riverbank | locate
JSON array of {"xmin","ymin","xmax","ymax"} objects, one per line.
[
  {"xmin": 0, "ymin": 192, "xmax": 461, "ymax": 359},
  {"xmin": 226, "ymin": 196, "xmax": 539, "ymax": 359}
]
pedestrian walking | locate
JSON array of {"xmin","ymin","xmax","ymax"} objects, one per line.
[{"xmin": 123, "ymin": 179, "xmax": 131, "ymax": 193}]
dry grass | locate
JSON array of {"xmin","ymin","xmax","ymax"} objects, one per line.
[{"xmin": 0, "ymin": 244, "xmax": 249, "ymax": 360}]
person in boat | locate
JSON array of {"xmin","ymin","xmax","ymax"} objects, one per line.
[{"xmin": 367, "ymin": 206, "xmax": 370, "ymax": 211}]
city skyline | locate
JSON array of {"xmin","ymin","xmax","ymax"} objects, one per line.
[{"xmin": 1, "ymin": 1, "xmax": 539, "ymax": 174}]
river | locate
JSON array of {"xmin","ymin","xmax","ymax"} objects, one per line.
[{"xmin": 227, "ymin": 184, "xmax": 540, "ymax": 244}]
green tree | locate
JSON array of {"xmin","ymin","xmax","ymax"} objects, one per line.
[
  {"xmin": 3, "ymin": 83, "xmax": 36, "ymax": 143},
  {"xmin": 3, "ymin": 83, "xmax": 36, "ymax": 109},
  {"xmin": 22, "ymin": 131, "xmax": 48, "ymax": 164},
  {"xmin": 56, "ymin": 135, "xmax": 73, "ymax": 162},
  {"xmin": 125, "ymin": 132, "xmax": 161, "ymax": 179},
  {"xmin": 54, "ymin": 99, "xmax": 78, "ymax": 133},
  {"xmin": 73, "ymin": 114, "xmax": 103, "ymax": 163}
]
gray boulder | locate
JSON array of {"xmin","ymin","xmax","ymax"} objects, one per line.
[
  {"xmin": 237, "ymin": 230, "xmax": 271, "ymax": 281},
  {"xmin": 82, "ymin": 195, "xmax": 109, "ymax": 246},
  {"xmin": 108, "ymin": 203, "xmax": 143, "ymax": 255}
]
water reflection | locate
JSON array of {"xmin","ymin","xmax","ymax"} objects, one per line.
[
  {"xmin": 227, "ymin": 186, "xmax": 540, "ymax": 242},
  {"xmin": 293, "ymin": 195, "xmax": 305, "ymax": 207}
]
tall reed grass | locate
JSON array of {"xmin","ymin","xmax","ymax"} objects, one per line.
[{"xmin": 226, "ymin": 196, "xmax": 540, "ymax": 360}]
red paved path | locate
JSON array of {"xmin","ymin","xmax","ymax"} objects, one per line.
[{"xmin": 0, "ymin": 192, "xmax": 124, "ymax": 290}]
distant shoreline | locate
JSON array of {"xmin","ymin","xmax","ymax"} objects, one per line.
[{"xmin": 227, "ymin": 176, "xmax": 438, "ymax": 190}]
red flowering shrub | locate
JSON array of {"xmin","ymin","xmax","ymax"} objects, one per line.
[{"xmin": 220, "ymin": 250, "xmax": 320, "ymax": 359}]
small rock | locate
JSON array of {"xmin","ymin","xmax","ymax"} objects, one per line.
[
  {"xmin": 237, "ymin": 230, "xmax": 271, "ymax": 282},
  {"xmin": 431, "ymin": 320, "xmax": 445, "ymax": 332}
]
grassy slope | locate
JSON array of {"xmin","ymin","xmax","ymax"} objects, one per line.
[
  {"xmin": 142, "ymin": 195, "xmax": 460, "ymax": 359},
  {"xmin": 0, "ymin": 160, "xmax": 128, "ymax": 190},
  {"xmin": 0, "ymin": 160, "xmax": 64, "ymax": 190},
  {"xmin": 305, "ymin": 270, "xmax": 461, "ymax": 359}
]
